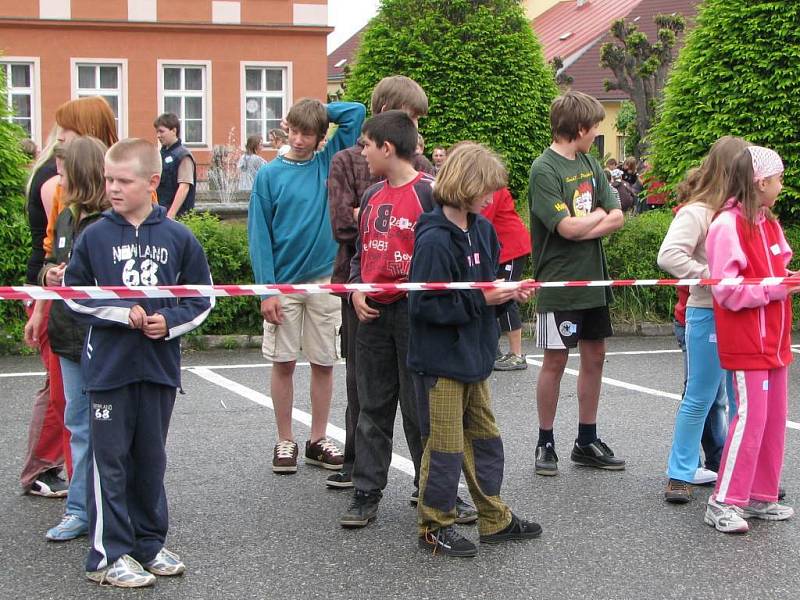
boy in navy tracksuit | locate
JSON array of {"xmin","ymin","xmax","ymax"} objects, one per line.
[
  {"xmin": 65, "ymin": 138, "xmax": 213, "ymax": 588},
  {"xmin": 408, "ymin": 143, "xmax": 541, "ymax": 557}
]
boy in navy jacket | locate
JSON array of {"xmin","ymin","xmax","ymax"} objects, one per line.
[
  {"xmin": 408, "ymin": 143, "xmax": 541, "ymax": 557},
  {"xmin": 65, "ymin": 138, "xmax": 213, "ymax": 588}
]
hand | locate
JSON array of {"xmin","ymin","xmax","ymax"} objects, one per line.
[
  {"xmin": 352, "ymin": 291, "xmax": 380, "ymax": 322},
  {"xmin": 512, "ymin": 279, "xmax": 536, "ymax": 303},
  {"xmin": 142, "ymin": 313, "xmax": 168, "ymax": 339},
  {"xmin": 128, "ymin": 305, "xmax": 147, "ymax": 329},
  {"xmin": 24, "ymin": 311, "xmax": 42, "ymax": 348},
  {"xmin": 482, "ymin": 280, "xmax": 518, "ymax": 306},
  {"xmin": 261, "ymin": 296, "xmax": 284, "ymax": 325},
  {"xmin": 45, "ymin": 263, "xmax": 66, "ymax": 286}
]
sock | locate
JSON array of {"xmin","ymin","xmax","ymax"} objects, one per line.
[
  {"xmin": 537, "ymin": 428, "xmax": 554, "ymax": 448},
  {"xmin": 577, "ymin": 423, "xmax": 597, "ymax": 447}
]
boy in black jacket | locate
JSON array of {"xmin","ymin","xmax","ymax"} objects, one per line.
[
  {"xmin": 408, "ymin": 143, "xmax": 541, "ymax": 557},
  {"xmin": 65, "ymin": 138, "xmax": 213, "ymax": 587}
]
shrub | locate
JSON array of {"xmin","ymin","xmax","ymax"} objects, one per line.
[
  {"xmin": 0, "ymin": 68, "xmax": 34, "ymax": 353},
  {"xmin": 603, "ymin": 209, "xmax": 675, "ymax": 323},
  {"xmin": 179, "ymin": 213, "xmax": 261, "ymax": 336},
  {"xmin": 343, "ymin": 0, "xmax": 557, "ymax": 208},
  {"xmin": 649, "ymin": 1, "xmax": 800, "ymax": 223}
]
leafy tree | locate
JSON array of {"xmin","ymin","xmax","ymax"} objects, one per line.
[
  {"xmin": 650, "ymin": 1, "xmax": 800, "ymax": 221},
  {"xmin": 0, "ymin": 66, "xmax": 32, "ymax": 351},
  {"xmin": 614, "ymin": 100, "xmax": 639, "ymax": 159},
  {"xmin": 344, "ymin": 0, "xmax": 557, "ymax": 204},
  {"xmin": 600, "ymin": 13, "xmax": 685, "ymax": 158}
]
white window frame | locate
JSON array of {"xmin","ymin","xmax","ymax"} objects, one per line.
[
  {"xmin": 240, "ymin": 61, "xmax": 293, "ymax": 148},
  {"xmin": 158, "ymin": 60, "xmax": 212, "ymax": 149},
  {"xmin": 70, "ymin": 58, "xmax": 128, "ymax": 138},
  {"xmin": 1, "ymin": 57, "xmax": 41, "ymax": 147}
]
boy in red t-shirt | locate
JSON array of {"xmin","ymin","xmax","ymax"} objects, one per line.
[{"xmin": 338, "ymin": 110, "xmax": 476, "ymax": 528}]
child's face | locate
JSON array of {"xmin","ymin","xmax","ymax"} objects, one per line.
[
  {"xmin": 287, "ymin": 127, "xmax": 319, "ymax": 160},
  {"xmin": 361, "ymin": 134, "xmax": 390, "ymax": 176},
  {"xmin": 576, "ymin": 123, "xmax": 600, "ymax": 154},
  {"xmin": 155, "ymin": 126, "xmax": 178, "ymax": 147},
  {"xmin": 759, "ymin": 172, "xmax": 784, "ymax": 208},
  {"xmin": 432, "ymin": 148, "xmax": 447, "ymax": 167},
  {"xmin": 467, "ymin": 191, "xmax": 494, "ymax": 215},
  {"xmin": 105, "ymin": 159, "xmax": 158, "ymax": 217}
]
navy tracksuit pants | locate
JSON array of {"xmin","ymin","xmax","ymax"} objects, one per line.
[{"xmin": 85, "ymin": 382, "xmax": 175, "ymax": 571}]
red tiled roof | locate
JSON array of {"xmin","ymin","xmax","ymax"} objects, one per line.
[
  {"xmin": 327, "ymin": 25, "xmax": 366, "ymax": 81},
  {"xmin": 563, "ymin": 0, "xmax": 699, "ymax": 100},
  {"xmin": 533, "ymin": 0, "xmax": 644, "ymax": 63}
]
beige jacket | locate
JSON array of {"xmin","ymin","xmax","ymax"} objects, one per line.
[{"xmin": 657, "ymin": 202, "xmax": 714, "ymax": 308}]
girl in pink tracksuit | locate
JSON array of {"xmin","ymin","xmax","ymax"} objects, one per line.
[{"xmin": 705, "ymin": 146, "xmax": 796, "ymax": 534}]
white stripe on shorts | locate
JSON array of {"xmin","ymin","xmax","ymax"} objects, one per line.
[{"xmin": 535, "ymin": 313, "xmax": 567, "ymax": 350}]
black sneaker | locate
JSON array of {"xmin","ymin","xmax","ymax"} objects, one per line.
[
  {"xmin": 570, "ymin": 439, "xmax": 626, "ymax": 471},
  {"xmin": 325, "ymin": 471, "xmax": 353, "ymax": 489},
  {"xmin": 455, "ymin": 496, "xmax": 478, "ymax": 525},
  {"xmin": 29, "ymin": 469, "xmax": 68, "ymax": 498},
  {"xmin": 339, "ymin": 490, "xmax": 380, "ymax": 528},
  {"xmin": 535, "ymin": 443, "xmax": 558, "ymax": 476},
  {"xmin": 480, "ymin": 513, "xmax": 542, "ymax": 544},
  {"xmin": 419, "ymin": 526, "xmax": 477, "ymax": 557}
]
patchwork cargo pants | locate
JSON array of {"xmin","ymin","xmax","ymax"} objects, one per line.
[{"xmin": 414, "ymin": 375, "xmax": 512, "ymax": 537}]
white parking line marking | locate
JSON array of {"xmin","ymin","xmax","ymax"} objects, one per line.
[
  {"xmin": 525, "ymin": 357, "xmax": 800, "ymax": 431},
  {"xmin": 186, "ymin": 366, "xmax": 417, "ymax": 478}
]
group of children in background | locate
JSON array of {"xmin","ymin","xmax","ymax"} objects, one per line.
[{"xmin": 17, "ymin": 71, "xmax": 794, "ymax": 588}]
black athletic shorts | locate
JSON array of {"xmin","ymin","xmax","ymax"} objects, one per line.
[{"xmin": 535, "ymin": 305, "xmax": 613, "ymax": 349}]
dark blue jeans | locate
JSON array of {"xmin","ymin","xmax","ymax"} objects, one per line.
[{"xmin": 674, "ymin": 319, "xmax": 726, "ymax": 472}]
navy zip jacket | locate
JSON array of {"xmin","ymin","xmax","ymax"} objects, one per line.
[
  {"xmin": 64, "ymin": 205, "xmax": 214, "ymax": 391},
  {"xmin": 407, "ymin": 205, "xmax": 504, "ymax": 383}
]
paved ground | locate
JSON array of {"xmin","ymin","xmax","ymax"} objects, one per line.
[{"xmin": 1, "ymin": 335, "xmax": 799, "ymax": 599}]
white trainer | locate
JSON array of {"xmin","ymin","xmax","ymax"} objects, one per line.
[
  {"xmin": 704, "ymin": 496, "xmax": 749, "ymax": 533},
  {"xmin": 741, "ymin": 500, "xmax": 794, "ymax": 521},
  {"xmin": 86, "ymin": 554, "xmax": 156, "ymax": 588}
]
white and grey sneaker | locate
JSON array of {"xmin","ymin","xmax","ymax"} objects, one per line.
[
  {"xmin": 741, "ymin": 500, "xmax": 794, "ymax": 521},
  {"xmin": 144, "ymin": 547, "xmax": 186, "ymax": 576},
  {"xmin": 704, "ymin": 497, "xmax": 749, "ymax": 533},
  {"xmin": 86, "ymin": 554, "xmax": 156, "ymax": 588}
]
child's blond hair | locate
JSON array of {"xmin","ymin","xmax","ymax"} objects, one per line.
[
  {"xmin": 550, "ymin": 91, "xmax": 605, "ymax": 142},
  {"xmin": 434, "ymin": 142, "xmax": 507, "ymax": 210},
  {"xmin": 286, "ymin": 98, "xmax": 328, "ymax": 143},
  {"xmin": 370, "ymin": 75, "xmax": 429, "ymax": 118},
  {"xmin": 54, "ymin": 136, "xmax": 109, "ymax": 213},
  {"xmin": 106, "ymin": 138, "xmax": 162, "ymax": 178},
  {"xmin": 725, "ymin": 147, "xmax": 781, "ymax": 224},
  {"xmin": 676, "ymin": 136, "xmax": 750, "ymax": 212}
]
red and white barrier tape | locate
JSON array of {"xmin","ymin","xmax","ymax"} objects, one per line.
[{"xmin": 1, "ymin": 277, "xmax": 798, "ymax": 301}]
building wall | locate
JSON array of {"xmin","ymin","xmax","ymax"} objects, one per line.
[
  {"xmin": 597, "ymin": 100, "xmax": 625, "ymax": 161},
  {"xmin": 0, "ymin": 1, "xmax": 330, "ymax": 166},
  {"xmin": 522, "ymin": 0, "xmax": 563, "ymax": 19}
]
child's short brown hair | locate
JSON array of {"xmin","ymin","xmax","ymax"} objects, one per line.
[
  {"xmin": 286, "ymin": 98, "xmax": 328, "ymax": 143},
  {"xmin": 370, "ymin": 75, "xmax": 428, "ymax": 118},
  {"xmin": 153, "ymin": 112, "xmax": 181, "ymax": 136},
  {"xmin": 361, "ymin": 110, "xmax": 418, "ymax": 161},
  {"xmin": 434, "ymin": 142, "xmax": 507, "ymax": 209},
  {"xmin": 550, "ymin": 91, "xmax": 605, "ymax": 142},
  {"xmin": 106, "ymin": 138, "xmax": 162, "ymax": 178}
]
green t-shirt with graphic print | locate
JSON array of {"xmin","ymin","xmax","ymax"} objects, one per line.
[{"xmin": 528, "ymin": 148, "xmax": 621, "ymax": 313}]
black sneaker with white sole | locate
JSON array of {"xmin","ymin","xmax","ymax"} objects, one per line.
[
  {"xmin": 325, "ymin": 471, "xmax": 354, "ymax": 489},
  {"xmin": 535, "ymin": 443, "xmax": 558, "ymax": 476},
  {"xmin": 29, "ymin": 469, "xmax": 68, "ymax": 498},
  {"xmin": 410, "ymin": 490, "xmax": 478, "ymax": 525},
  {"xmin": 419, "ymin": 526, "xmax": 477, "ymax": 557},
  {"xmin": 339, "ymin": 490, "xmax": 380, "ymax": 528},
  {"xmin": 570, "ymin": 439, "xmax": 626, "ymax": 470}
]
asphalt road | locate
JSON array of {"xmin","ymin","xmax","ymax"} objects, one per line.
[{"xmin": 1, "ymin": 335, "xmax": 799, "ymax": 599}]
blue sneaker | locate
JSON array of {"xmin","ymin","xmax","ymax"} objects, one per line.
[{"xmin": 46, "ymin": 513, "xmax": 88, "ymax": 541}]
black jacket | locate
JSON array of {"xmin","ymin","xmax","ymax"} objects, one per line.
[
  {"xmin": 407, "ymin": 206, "xmax": 503, "ymax": 383},
  {"xmin": 40, "ymin": 205, "xmax": 103, "ymax": 362}
]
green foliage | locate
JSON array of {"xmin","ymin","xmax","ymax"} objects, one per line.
[
  {"xmin": 650, "ymin": 1, "xmax": 800, "ymax": 223},
  {"xmin": 0, "ymin": 67, "xmax": 33, "ymax": 352},
  {"xmin": 614, "ymin": 101, "xmax": 639, "ymax": 158},
  {"xmin": 179, "ymin": 213, "xmax": 261, "ymax": 336},
  {"xmin": 344, "ymin": 0, "xmax": 557, "ymax": 204},
  {"xmin": 603, "ymin": 209, "xmax": 675, "ymax": 323}
]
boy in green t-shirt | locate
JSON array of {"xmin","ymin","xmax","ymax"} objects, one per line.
[{"xmin": 528, "ymin": 91, "xmax": 626, "ymax": 476}]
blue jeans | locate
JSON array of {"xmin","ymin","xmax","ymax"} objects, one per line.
[
  {"xmin": 59, "ymin": 357, "xmax": 90, "ymax": 524},
  {"xmin": 669, "ymin": 308, "xmax": 728, "ymax": 481}
]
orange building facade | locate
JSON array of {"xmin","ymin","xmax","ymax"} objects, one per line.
[{"xmin": 0, "ymin": 0, "xmax": 331, "ymax": 168}]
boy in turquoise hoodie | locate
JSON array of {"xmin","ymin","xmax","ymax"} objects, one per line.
[{"xmin": 248, "ymin": 98, "xmax": 365, "ymax": 475}]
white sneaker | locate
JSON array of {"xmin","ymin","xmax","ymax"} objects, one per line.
[
  {"xmin": 704, "ymin": 497, "xmax": 749, "ymax": 533},
  {"xmin": 86, "ymin": 554, "xmax": 156, "ymax": 588},
  {"xmin": 144, "ymin": 547, "xmax": 186, "ymax": 576},
  {"xmin": 691, "ymin": 467, "xmax": 718, "ymax": 485},
  {"xmin": 741, "ymin": 500, "xmax": 794, "ymax": 521}
]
